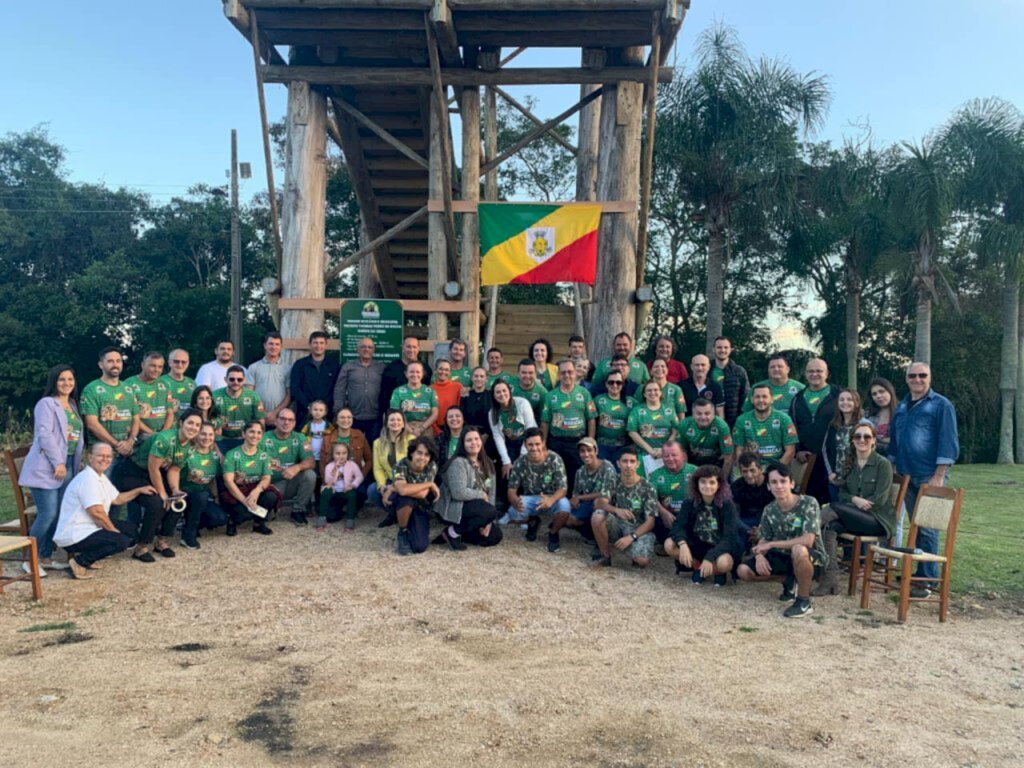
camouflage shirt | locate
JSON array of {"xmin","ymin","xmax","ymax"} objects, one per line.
[
  {"xmin": 759, "ymin": 494, "xmax": 828, "ymax": 567},
  {"xmin": 508, "ymin": 452, "xmax": 567, "ymax": 496},
  {"xmin": 573, "ymin": 459, "xmax": 617, "ymax": 499},
  {"xmin": 600, "ymin": 477, "xmax": 659, "ymax": 527}
]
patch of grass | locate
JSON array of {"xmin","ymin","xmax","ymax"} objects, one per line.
[
  {"xmin": 78, "ymin": 605, "xmax": 107, "ymax": 618},
  {"xmin": 18, "ymin": 621, "xmax": 76, "ymax": 633},
  {"xmin": 737, "ymin": 626, "xmax": 759, "ymax": 633}
]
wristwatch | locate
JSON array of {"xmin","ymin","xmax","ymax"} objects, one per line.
[{"xmin": 630, "ymin": 533, "xmax": 638, "ymax": 542}]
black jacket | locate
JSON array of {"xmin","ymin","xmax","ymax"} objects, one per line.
[
  {"xmin": 789, "ymin": 384, "xmax": 840, "ymax": 455},
  {"xmin": 289, "ymin": 355, "xmax": 341, "ymax": 426},
  {"xmin": 669, "ymin": 498, "xmax": 741, "ymax": 560},
  {"xmin": 729, "ymin": 476, "xmax": 773, "ymax": 523},
  {"xmin": 714, "ymin": 360, "xmax": 749, "ymax": 428},
  {"xmin": 680, "ymin": 377, "xmax": 725, "ymax": 414}
]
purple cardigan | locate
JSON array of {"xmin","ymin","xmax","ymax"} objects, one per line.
[{"xmin": 18, "ymin": 397, "xmax": 83, "ymax": 490}]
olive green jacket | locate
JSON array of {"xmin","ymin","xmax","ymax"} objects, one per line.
[{"xmin": 838, "ymin": 451, "xmax": 896, "ymax": 538}]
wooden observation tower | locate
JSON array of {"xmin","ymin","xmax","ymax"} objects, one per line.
[{"xmin": 223, "ymin": 0, "xmax": 687, "ymax": 363}]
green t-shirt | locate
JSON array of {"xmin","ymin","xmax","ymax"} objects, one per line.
[
  {"xmin": 511, "ymin": 380, "xmax": 548, "ymax": 421},
  {"xmin": 801, "ymin": 386, "xmax": 830, "ymax": 417},
  {"xmin": 449, "ymin": 366, "xmax": 472, "ymax": 388},
  {"xmin": 496, "ymin": 407, "xmax": 529, "ymax": 441},
  {"xmin": 261, "ymin": 430, "xmax": 313, "ymax": 482},
  {"xmin": 486, "ymin": 371, "xmax": 516, "ymax": 390},
  {"xmin": 573, "ymin": 459, "xmax": 617, "ymax": 499},
  {"xmin": 661, "ymin": 381, "xmax": 687, "ymax": 420},
  {"xmin": 390, "ymin": 384, "xmax": 439, "ymax": 424},
  {"xmin": 710, "ymin": 365, "xmax": 726, "ymax": 386},
  {"xmin": 213, "ymin": 388, "xmax": 265, "ymax": 439},
  {"xmin": 742, "ymin": 379, "xmax": 806, "ymax": 413},
  {"xmin": 64, "ymin": 405, "xmax": 83, "ymax": 458},
  {"xmin": 79, "ymin": 379, "xmax": 139, "ymax": 442},
  {"xmin": 541, "ymin": 385, "xmax": 596, "ymax": 439},
  {"xmin": 132, "ymin": 427, "xmax": 193, "ymax": 470},
  {"xmin": 601, "ymin": 476, "xmax": 659, "ymax": 527},
  {"xmin": 677, "ymin": 416, "xmax": 735, "ymax": 464},
  {"xmin": 508, "ymin": 452, "xmax": 567, "ymax": 496},
  {"xmin": 593, "ymin": 357, "xmax": 650, "ymax": 387},
  {"xmin": 648, "ymin": 464, "xmax": 698, "ymax": 513},
  {"xmin": 123, "ymin": 375, "xmax": 174, "ymax": 433},
  {"xmin": 626, "ymin": 403, "xmax": 679, "ymax": 448},
  {"xmin": 159, "ymin": 374, "xmax": 197, "ymax": 413},
  {"xmin": 759, "ymin": 494, "xmax": 828, "ymax": 567},
  {"xmin": 593, "ymin": 394, "xmax": 636, "ymax": 447},
  {"xmin": 731, "ymin": 409, "xmax": 798, "ymax": 460},
  {"xmin": 223, "ymin": 446, "xmax": 272, "ymax": 485},
  {"xmin": 182, "ymin": 449, "xmax": 221, "ymax": 493}
]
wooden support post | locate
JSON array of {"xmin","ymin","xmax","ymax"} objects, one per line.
[
  {"xmin": 249, "ymin": 12, "xmax": 284, "ymax": 287},
  {"xmin": 576, "ymin": 48, "xmax": 603, "ymax": 336},
  {"xmin": 428, "ymin": 99, "xmax": 449, "ymax": 343},
  {"xmin": 281, "ymin": 79, "xmax": 328, "ymax": 358},
  {"xmin": 482, "ymin": 85, "xmax": 499, "ymax": 357},
  {"xmin": 425, "ymin": 12, "xmax": 461, "ymax": 280},
  {"xmin": 430, "ymin": 0, "xmax": 462, "ymax": 65},
  {"xmin": 635, "ymin": 23, "xmax": 661, "ymax": 335},
  {"xmin": 590, "ymin": 47, "xmax": 644, "ymax": 355},
  {"xmin": 459, "ymin": 85, "xmax": 482, "ymax": 364},
  {"xmin": 261, "ymin": 65, "xmax": 674, "ymax": 87}
]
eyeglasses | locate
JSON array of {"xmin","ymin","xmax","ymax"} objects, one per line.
[
  {"xmin": 277, "ymin": 416, "xmax": 295, "ymax": 422},
  {"xmin": 852, "ymin": 434, "xmax": 874, "ymax": 441},
  {"xmin": 907, "ymin": 373, "xmax": 929, "ymax": 379}
]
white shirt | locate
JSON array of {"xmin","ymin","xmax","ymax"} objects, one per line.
[
  {"xmin": 195, "ymin": 360, "xmax": 251, "ymax": 391},
  {"xmin": 54, "ymin": 466, "xmax": 119, "ymax": 547}
]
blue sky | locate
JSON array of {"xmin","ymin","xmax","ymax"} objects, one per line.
[{"xmin": 2, "ymin": 0, "xmax": 1022, "ymax": 204}]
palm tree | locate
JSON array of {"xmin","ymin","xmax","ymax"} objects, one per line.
[
  {"xmin": 653, "ymin": 24, "xmax": 831, "ymax": 354},
  {"xmin": 944, "ymin": 98, "xmax": 1024, "ymax": 464}
]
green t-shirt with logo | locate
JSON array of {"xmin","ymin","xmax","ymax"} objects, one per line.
[
  {"xmin": 132, "ymin": 427, "xmax": 193, "ymax": 470},
  {"xmin": 123, "ymin": 375, "xmax": 174, "ymax": 433},
  {"xmin": 223, "ymin": 446, "xmax": 272, "ymax": 485},
  {"xmin": 801, "ymin": 386, "xmax": 830, "ymax": 417},
  {"xmin": 627, "ymin": 403, "xmax": 679, "ymax": 448},
  {"xmin": 390, "ymin": 384, "xmax": 438, "ymax": 424},
  {"xmin": 182, "ymin": 449, "xmax": 221, "ymax": 493},
  {"xmin": 79, "ymin": 379, "xmax": 139, "ymax": 442},
  {"xmin": 213, "ymin": 388, "xmax": 265, "ymax": 439},
  {"xmin": 731, "ymin": 409, "xmax": 798, "ymax": 460},
  {"xmin": 449, "ymin": 366, "xmax": 472, "ymax": 388},
  {"xmin": 64, "ymin": 405, "xmax": 83, "ymax": 458},
  {"xmin": 508, "ymin": 452, "xmax": 567, "ymax": 496},
  {"xmin": 742, "ymin": 379, "xmax": 805, "ymax": 413},
  {"xmin": 511, "ymin": 380, "xmax": 548, "ymax": 422},
  {"xmin": 661, "ymin": 381, "xmax": 687, "ymax": 420},
  {"xmin": 592, "ymin": 357, "xmax": 650, "ymax": 387},
  {"xmin": 594, "ymin": 394, "xmax": 636, "ymax": 447},
  {"xmin": 159, "ymin": 374, "xmax": 197, "ymax": 413},
  {"xmin": 677, "ymin": 416, "xmax": 735, "ymax": 464},
  {"xmin": 648, "ymin": 464, "xmax": 698, "ymax": 513},
  {"xmin": 486, "ymin": 371, "xmax": 516, "ymax": 390},
  {"xmin": 600, "ymin": 476, "xmax": 659, "ymax": 527},
  {"xmin": 541, "ymin": 385, "xmax": 596, "ymax": 439},
  {"xmin": 573, "ymin": 459, "xmax": 617, "ymax": 498},
  {"xmin": 710, "ymin": 365, "xmax": 726, "ymax": 386},
  {"xmin": 496, "ymin": 407, "xmax": 529, "ymax": 441},
  {"xmin": 261, "ymin": 430, "xmax": 313, "ymax": 482}
]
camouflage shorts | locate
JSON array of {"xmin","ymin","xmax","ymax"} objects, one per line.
[{"xmin": 604, "ymin": 515, "xmax": 655, "ymax": 560}]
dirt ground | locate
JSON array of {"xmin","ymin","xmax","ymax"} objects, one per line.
[{"xmin": 2, "ymin": 515, "xmax": 1022, "ymax": 768}]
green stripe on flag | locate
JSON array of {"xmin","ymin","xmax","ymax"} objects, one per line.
[{"xmin": 479, "ymin": 202, "xmax": 560, "ymax": 256}]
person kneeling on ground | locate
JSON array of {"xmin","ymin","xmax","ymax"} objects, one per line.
[
  {"xmin": 220, "ymin": 421, "xmax": 279, "ymax": 536},
  {"xmin": 438, "ymin": 427, "xmax": 503, "ymax": 551},
  {"xmin": 391, "ymin": 436, "xmax": 440, "ymax": 556},
  {"xmin": 551, "ymin": 437, "xmax": 616, "ymax": 553},
  {"xmin": 320, "ymin": 442, "xmax": 364, "ymax": 530},
  {"xmin": 591, "ymin": 447, "xmax": 659, "ymax": 569},
  {"xmin": 736, "ymin": 463, "xmax": 829, "ymax": 618},
  {"xmin": 54, "ymin": 442, "xmax": 157, "ymax": 579},
  {"xmin": 505, "ymin": 427, "xmax": 571, "ymax": 545},
  {"xmin": 664, "ymin": 464, "xmax": 742, "ymax": 586}
]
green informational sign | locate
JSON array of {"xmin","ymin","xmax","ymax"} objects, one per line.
[{"xmin": 339, "ymin": 299, "xmax": 404, "ymax": 363}]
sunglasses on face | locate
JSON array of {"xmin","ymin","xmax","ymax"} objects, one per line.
[
  {"xmin": 607, "ymin": 380, "xmax": 623, "ymax": 386},
  {"xmin": 907, "ymin": 373, "xmax": 928, "ymax": 379},
  {"xmin": 228, "ymin": 377, "xmax": 245, "ymax": 383},
  {"xmin": 853, "ymin": 434, "xmax": 874, "ymax": 441}
]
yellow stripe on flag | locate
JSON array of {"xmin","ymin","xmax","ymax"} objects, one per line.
[{"xmin": 481, "ymin": 204, "xmax": 601, "ymax": 286}]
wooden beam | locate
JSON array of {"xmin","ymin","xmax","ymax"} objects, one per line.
[
  {"xmin": 500, "ymin": 46, "xmax": 526, "ymax": 67},
  {"xmin": 244, "ymin": 0, "xmax": 663, "ymax": 7},
  {"xmin": 636, "ymin": 18, "xmax": 661, "ymax": 289},
  {"xmin": 480, "ymin": 87, "xmax": 603, "ymax": 174},
  {"xmin": 428, "ymin": 199, "xmax": 636, "ymax": 213},
  {"xmin": 493, "ymin": 85, "xmax": 577, "ymax": 156},
  {"xmin": 482, "ymin": 85, "xmax": 499, "ymax": 355},
  {"xmin": 332, "ymin": 97, "xmax": 429, "ymax": 170},
  {"xmin": 223, "ymin": 0, "xmax": 285, "ymax": 65},
  {"xmin": 425, "ymin": 12, "xmax": 460, "ymax": 279},
  {"xmin": 262, "ymin": 64, "xmax": 673, "ymax": 86},
  {"xmin": 459, "ymin": 84, "xmax": 482, "ymax": 361},
  {"xmin": 430, "ymin": 0, "xmax": 462, "ymax": 66},
  {"xmin": 658, "ymin": 0, "xmax": 688, "ymax": 66},
  {"xmin": 246, "ymin": 0, "xmax": 432, "ymax": 7},
  {"xmin": 325, "ymin": 205, "xmax": 428, "ymax": 281},
  {"xmin": 280, "ymin": 298, "xmax": 475, "ymax": 313}
]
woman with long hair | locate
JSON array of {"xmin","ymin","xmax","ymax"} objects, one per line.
[
  {"xmin": 220, "ymin": 420, "xmax": 279, "ymax": 537},
  {"xmin": 664, "ymin": 464, "xmax": 741, "ymax": 585},
  {"xmin": 530, "ymin": 338, "xmax": 559, "ymax": 391},
  {"xmin": 390, "ymin": 436, "xmax": 440, "ymax": 555},
  {"xmin": 438, "ymin": 427, "xmax": 503, "ymax": 550},
  {"xmin": 647, "ymin": 334, "xmax": 687, "ymax": 384},
  {"xmin": 627, "ymin": 379, "xmax": 679, "ymax": 475},
  {"xmin": 864, "ymin": 377, "xmax": 897, "ymax": 455},
  {"xmin": 488, "ymin": 379, "xmax": 536, "ymax": 477},
  {"xmin": 18, "ymin": 364, "xmax": 83, "ymax": 575},
  {"xmin": 319, "ymin": 407, "xmax": 372, "ymax": 479},
  {"xmin": 649, "ymin": 358, "xmax": 687, "ymax": 420},
  {"xmin": 437, "ymin": 405, "xmax": 466, "ymax": 466},
  {"xmin": 823, "ymin": 388, "xmax": 862, "ymax": 501},
  {"xmin": 370, "ymin": 408, "xmax": 414, "ymax": 525},
  {"xmin": 188, "ymin": 385, "xmax": 222, "ymax": 437}
]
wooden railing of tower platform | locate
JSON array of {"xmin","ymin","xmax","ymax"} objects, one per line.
[{"xmin": 223, "ymin": 0, "xmax": 688, "ymax": 362}]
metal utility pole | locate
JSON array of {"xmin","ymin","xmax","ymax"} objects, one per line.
[{"xmin": 230, "ymin": 129, "xmax": 244, "ymax": 364}]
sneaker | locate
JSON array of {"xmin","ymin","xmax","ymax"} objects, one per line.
[
  {"xmin": 674, "ymin": 561, "xmax": 685, "ymax": 576},
  {"xmin": 290, "ymin": 511, "xmax": 308, "ymax": 527},
  {"xmin": 497, "ymin": 513, "xmax": 511, "ymax": 525},
  {"xmin": 156, "ymin": 547, "xmax": 176, "ymax": 558},
  {"xmin": 783, "ymin": 597, "xmax": 813, "ymax": 619},
  {"xmin": 377, "ymin": 512, "xmax": 397, "ymax": 528},
  {"xmin": 778, "ymin": 575, "xmax": 796, "ymax": 601},
  {"xmin": 21, "ymin": 561, "xmax": 46, "ymax": 579},
  {"xmin": 445, "ymin": 531, "xmax": 467, "ymax": 552},
  {"xmin": 525, "ymin": 518, "xmax": 540, "ymax": 542},
  {"xmin": 226, "ymin": 521, "xmax": 238, "ymax": 537},
  {"xmin": 42, "ymin": 560, "xmax": 69, "ymax": 571},
  {"xmin": 589, "ymin": 554, "xmax": 612, "ymax": 568},
  {"xmin": 713, "ymin": 574, "xmax": 727, "ymax": 588},
  {"xmin": 691, "ymin": 569, "xmax": 704, "ymax": 586},
  {"xmin": 396, "ymin": 529, "xmax": 412, "ymax": 556},
  {"xmin": 910, "ymin": 586, "xmax": 932, "ymax": 599},
  {"xmin": 253, "ymin": 523, "xmax": 273, "ymax": 535},
  {"xmin": 344, "ymin": 518, "xmax": 355, "ymax": 531},
  {"xmin": 547, "ymin": 532, "xmax": 561, "ymax": 553},
  {"xmin": 180, "ymin": 538, "xmax": 200, "ymax": 551}
]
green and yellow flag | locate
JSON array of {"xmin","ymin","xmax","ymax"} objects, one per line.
[{"xmin": 480, "ymin": 202, "xmax": 600, "ymax": 286}]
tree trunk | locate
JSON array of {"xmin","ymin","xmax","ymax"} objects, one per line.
[
  {"xmin": 913, "ymin": 289, "xmax": 932, "ymax": 364},
  {"xmin": 459, "ymin": 85, "xmax": 482, "ymax": 360},
  {"xmin": 704, "ymin": 213, "xmax": 726, "ymax": 356},
  {"xmin": 845, "ymin": 256, "xmax": 861, "ymax": 389},
  {"xmin": 281, "ymin": 79, "xmax": 327, "ymax": 359},
  {"xmin": 1016, "ymin": 293, "xmax": 1024, "ymax": 462},
  {"xmin": 997, "ymin": 280, "xmax": 1019, "ymax": 464},
  {"xmin": 427, "ymin": 99, "xmax": 449, "ymax": 345}
]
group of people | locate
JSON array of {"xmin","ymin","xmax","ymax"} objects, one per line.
[{"xmin": 17, "ymin": 327, "xmax": 959, "ymax": 618}]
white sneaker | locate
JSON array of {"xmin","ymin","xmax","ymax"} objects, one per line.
[
  {"xmin": 43, "ymin": 560, "xmax": 70, "ymax": 570},
  {"xmin": 22, "ymin": 561, "xmax": 46, "ymax": 578},
  {"xmin": 497, "ymin": 513, "xmax": 511, "ymax": 525}
]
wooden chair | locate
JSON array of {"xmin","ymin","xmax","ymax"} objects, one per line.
[
  {"xmin": 860, "ymin": 485, "xmax": 965, "ymax": 622},
  {"xmin": 2, "ymin": 446, "xmax": 37, "ymax": 536},
  {"xmin": 839, "ymin": 473, "xmax": 909, "ymax": 596},
  {"xmin": 790, "ymin": 453, "xmax": 815, "ymax": 495},
  {"xmin": 0, "ymin": 536, "xmax": 43, "ymax": 601}
]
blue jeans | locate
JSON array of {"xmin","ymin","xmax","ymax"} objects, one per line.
[
  {"xmin": 509, "ymin": 495, "xmax": 572, "ymax": 522},
  {"xmin": 26, "ymin": 469, "xmax": 74, "ymax": 559},
  {"xmin": 905, "ymin": 476, "xmax": 942, "ymax": 582}
]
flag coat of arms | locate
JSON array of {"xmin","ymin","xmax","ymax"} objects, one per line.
[{"xmin": 479, "ymin": 202, "xmax": 600, "ymax": 286}]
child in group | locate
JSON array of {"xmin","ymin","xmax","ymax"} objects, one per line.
[
  {"xmin": 320, "ymin": 442, "xmax": 364, "ymax": 530},
  {"xmin": 301, "ymin": 400, "xmax": 330, "ymax": 461}
]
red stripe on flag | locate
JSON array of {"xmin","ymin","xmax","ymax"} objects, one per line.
[{"xmin": 509, "ymin": 230, "xmax": 597, "ymax": 286}]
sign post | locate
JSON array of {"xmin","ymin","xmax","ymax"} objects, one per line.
[{"xmin": 339, "ymin": 299, "xmax": 404, "ymax": 363}]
